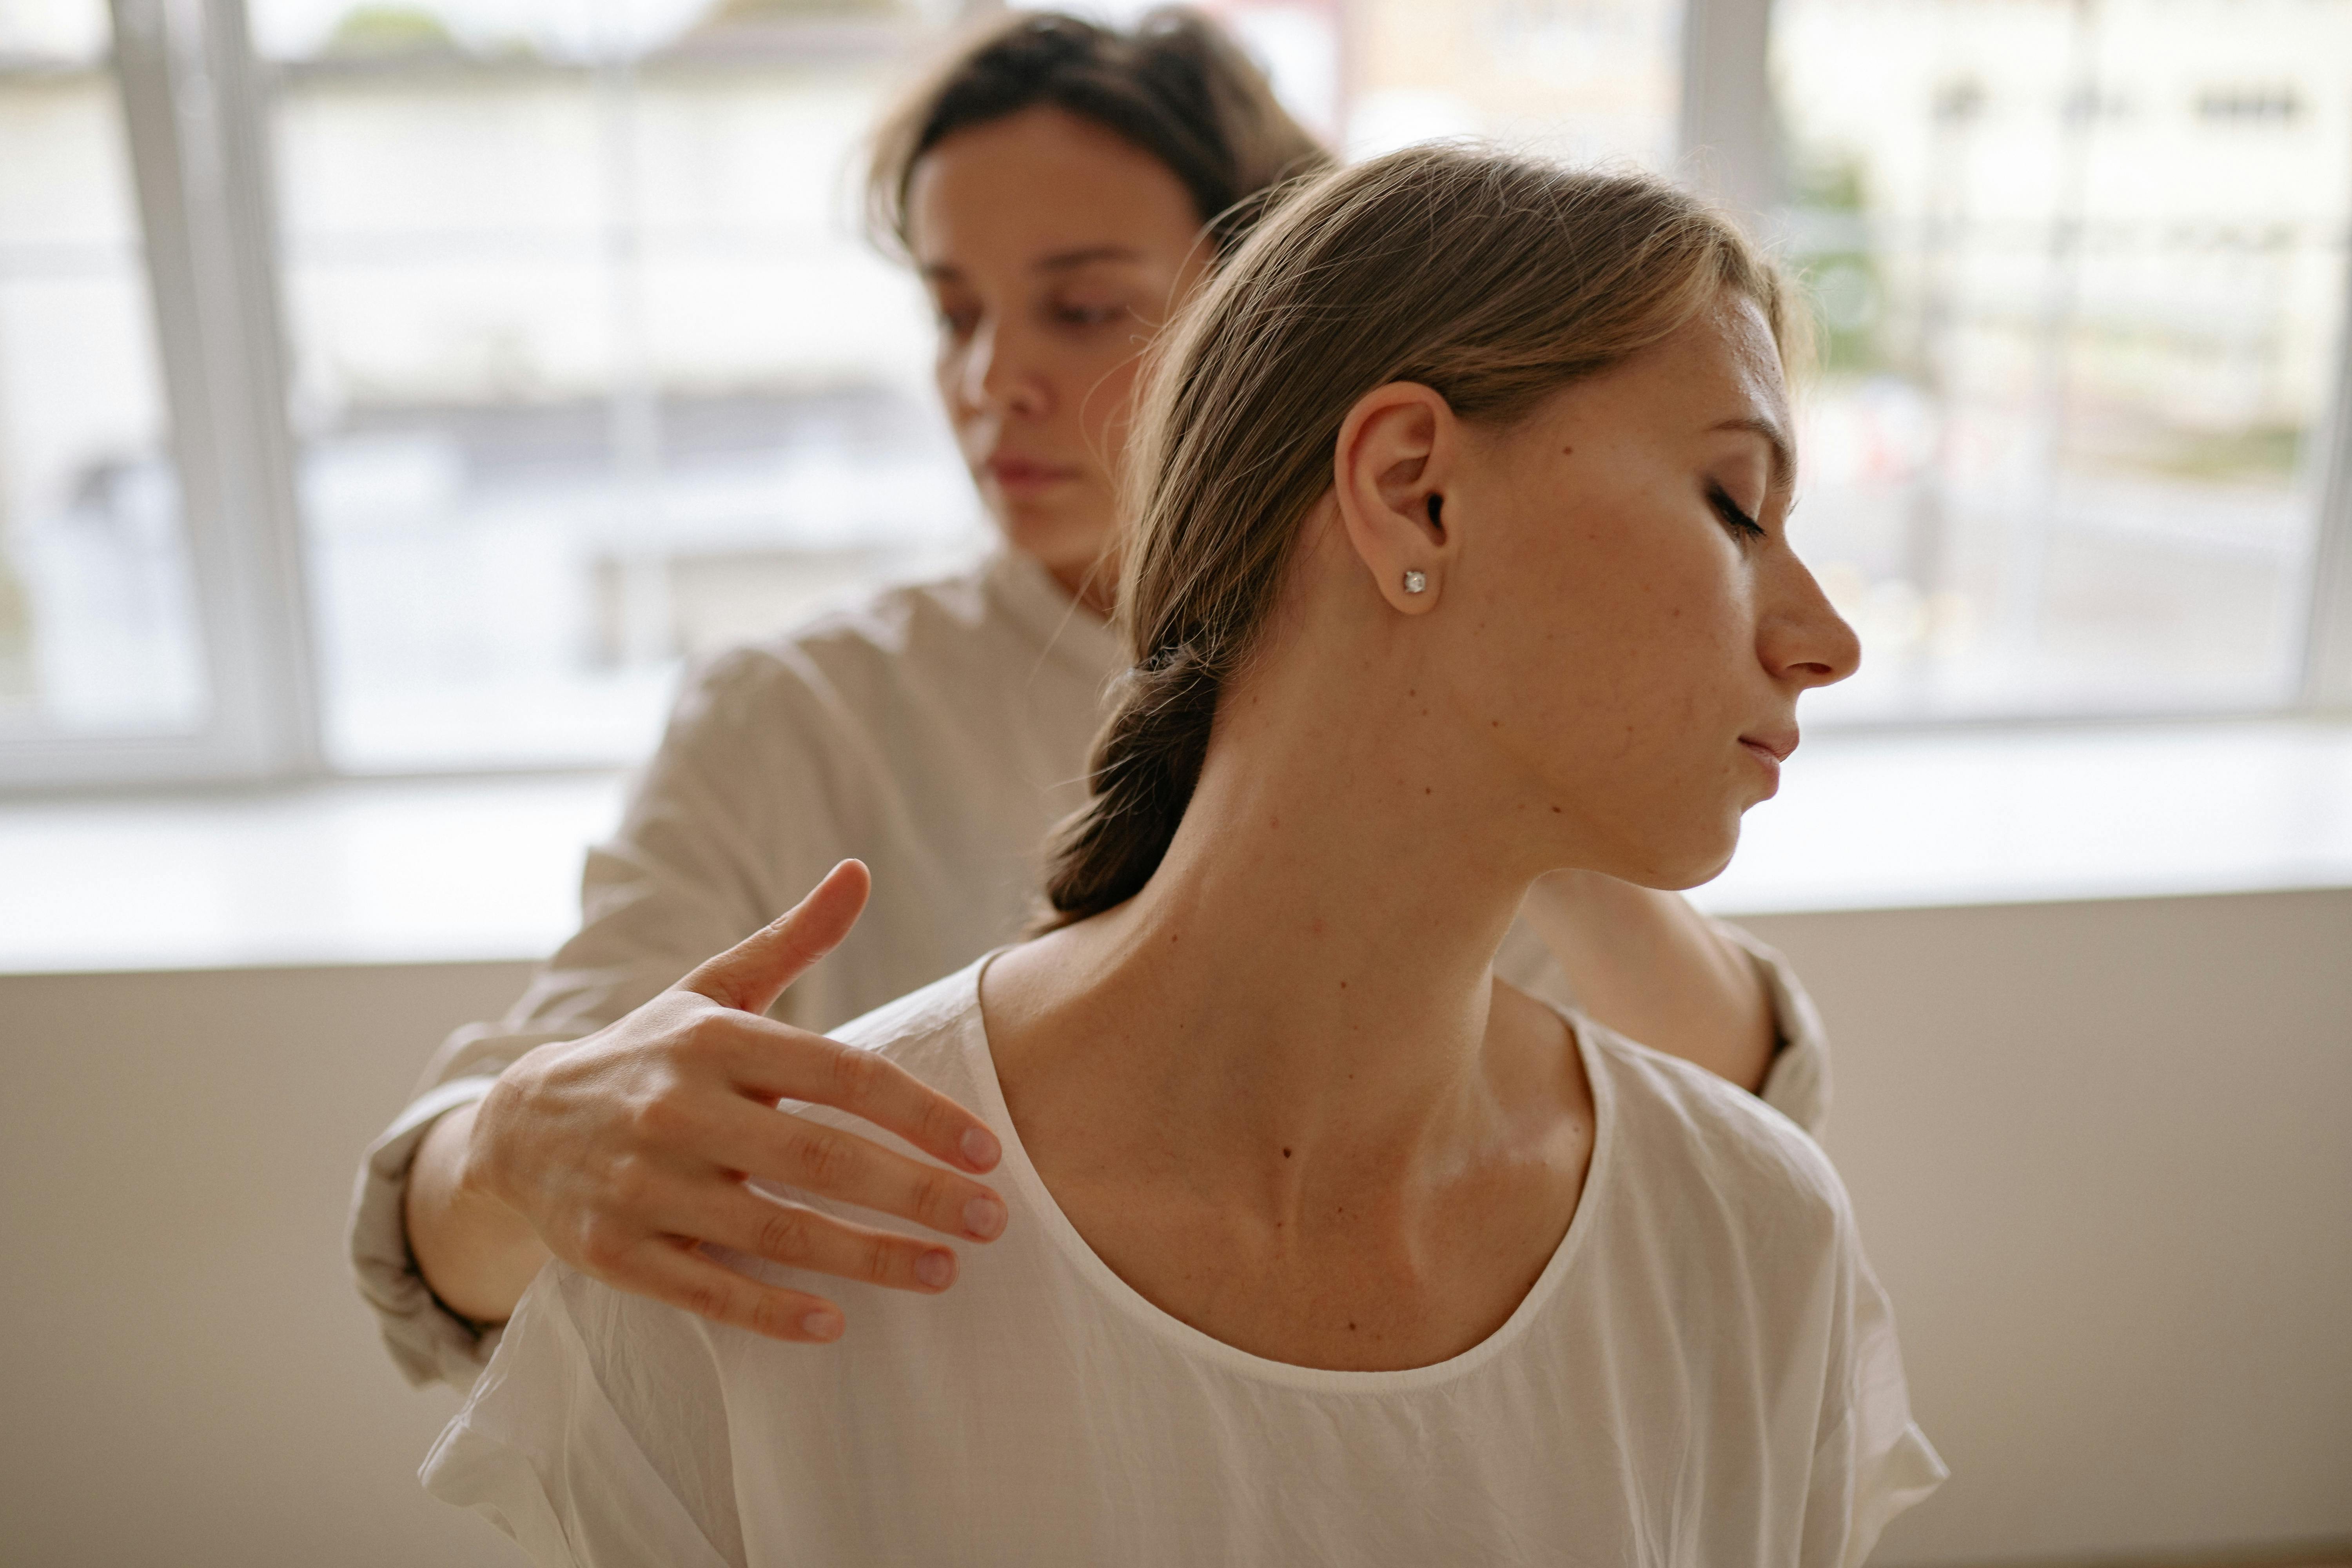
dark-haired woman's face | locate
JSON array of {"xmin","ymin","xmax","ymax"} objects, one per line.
[{"xmin": 909, "ymin": 105, "xmax": 1214, "ymax": 612}]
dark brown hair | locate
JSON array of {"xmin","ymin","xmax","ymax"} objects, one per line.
[
  {"xmin": 1042, "ymin": 145, "xmax": 1798, "ymax": 925},
  {"xmin": 865, "ymin": 7, "xmax": 1330, "ymax": 259}
]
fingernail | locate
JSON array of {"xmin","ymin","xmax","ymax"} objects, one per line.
[
  {"xmin": 914, "ymin": 1249, "xmax": 955, "ymax": 1289},
  {"xmin": 801, "ymin": 1308, "xmax": 843, "ymax": 1341},
  {"xmin": 963, "ymin": 1194, "xmax": 1007, "ymax": 1240},
  {"xmin": 961, "ymin": 1126, "xmax": 1001, "ymax": 1169}
]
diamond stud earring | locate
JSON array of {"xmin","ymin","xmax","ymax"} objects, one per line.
[{"xmin": 1403, "ymin": 570, "xmax": 1428, "ymax": 595}]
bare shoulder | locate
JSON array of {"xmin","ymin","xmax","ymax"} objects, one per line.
[{"xmin": 972, "ymin": 923, "xmax": 1093, "ymax": 1042}]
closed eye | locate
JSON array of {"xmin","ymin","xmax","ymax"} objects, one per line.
[{"xmin": 1709, "ymin": 484, "xmax": 1767, "ymax": 543}]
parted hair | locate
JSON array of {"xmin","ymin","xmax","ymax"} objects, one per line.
[
  {"xmin": 865, "ymin": 7, "xmax": 1331, "ymax": 259},
  {"xmin": 1041, "ymin": 145, "xmax": 1799, "ymax": 926}
]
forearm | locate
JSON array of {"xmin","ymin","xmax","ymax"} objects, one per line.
[
  {"xmin": 405, "ymin": 1099, "xmax": 551, "ymax": 1328},
  {"xmin": 1519, "ymin": 870, "xmax": 1776, "ymax": 1092}
]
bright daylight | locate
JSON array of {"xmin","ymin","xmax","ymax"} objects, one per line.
[{"xmin": 2, "ymin": 0, "xmax": 2347, "ymax": 1564}]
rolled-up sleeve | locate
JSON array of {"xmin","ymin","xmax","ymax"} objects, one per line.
[
  {"xmin": 351, "ymin": 1065, "xmax": 524, "ymax": 1387},
  {"xmin": 1802, "ymin": 1241, "xmax": 1948, "ymax": 1566}
]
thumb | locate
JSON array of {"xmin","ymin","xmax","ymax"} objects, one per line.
[{"xmin": 681, "ymin": 859, "xmax": 872, "ymax": 1016}]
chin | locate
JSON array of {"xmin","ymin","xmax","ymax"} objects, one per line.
[
  {"xmin": 1621, "ymin": 824, "xmax": 1742, "ymax": 893},
  {"xmin": 986, "ymin": 494, "xmax": 1115, "ymax": 581}
]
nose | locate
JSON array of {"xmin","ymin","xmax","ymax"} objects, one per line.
[
  {"xmin": 1760, "ymin": 553, "xmax": 1863, "ymax": 692},
  {"xmin": 955, "ymin": 316, "xmax": 1052, "ymax": 421}
]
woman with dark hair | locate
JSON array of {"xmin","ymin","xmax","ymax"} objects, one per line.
[
  {"xmin": 353, "ymin": 8, "xmax": 1835, "ymax": 1386},
  {"xmin": 426, "ymin": 143, "xmax": 1941, "ymax": 1567}
]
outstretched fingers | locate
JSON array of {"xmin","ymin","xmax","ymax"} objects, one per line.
[
  {"xmin": 629, "ymin": 1234, "xmax": 850, "ymax": 1343},
  {"xmin": 720, "ymin": 1017, "xmax": 1002, "ymax": 1178},
  {"xmin": 702, "ymin": 1090, "xmax": 1007, "ymax": 1244},
  {"xmin": 699, "ymin": 1185, "xmax": 963, "ymax": 1296}
]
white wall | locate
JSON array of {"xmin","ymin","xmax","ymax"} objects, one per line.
[
  {"xmin": 0, "ymin": 959, "xmax": 529, "ymax": 1568},
  {"xmin": 1744, "ymin": 891, "xmax": 2352, "ymax": 1564},
  {"xmin": 2, "ymin": 890, "xmax": 2347, "ymax": 1566}
]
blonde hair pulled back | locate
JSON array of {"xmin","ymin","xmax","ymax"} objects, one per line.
[{"xmin": 1043, "ymin": 145, "xmax": 1797, "ymax": 925}]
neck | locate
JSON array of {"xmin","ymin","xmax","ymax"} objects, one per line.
[{"xmin": 1013, "ymin": 623, "xmax": 1541, "ymax": 1186}]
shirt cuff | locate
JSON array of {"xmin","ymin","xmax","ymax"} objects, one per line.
[{"xmin": 346, "ymin": 1074, "xmax": 507, "ymax": 1390}]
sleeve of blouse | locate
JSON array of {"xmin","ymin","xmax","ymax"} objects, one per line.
[
  {"xmin": 422, "ymin": 1265, "xmax": 748, "ymax": 1568},
  {"xmin": 348, "ymin": 647, "xmax": 856, "ymax": 1387},
  {"xmin": 1799, "ymin": 1233, "xmax": 1948, "ymax": 1568}
]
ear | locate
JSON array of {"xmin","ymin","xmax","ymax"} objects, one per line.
[{"xmin": 1332, "ymin": 382, "xmax": 1457, "ymax": 615}]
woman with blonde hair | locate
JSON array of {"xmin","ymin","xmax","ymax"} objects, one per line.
[
  {"xmin": 356, "ymin": 7, "xmax": 1836, "ymax": 1383},
  {"xmin": 425, "ymin": 143, "xmax": 1943, "ymax": 1566}
]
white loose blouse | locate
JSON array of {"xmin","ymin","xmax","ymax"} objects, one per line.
[
  {"xmin": 352, "ymin": 550, "xmax": 1836, "ymax": 1388},
  {"xmin": 423, "ymin": 960, "xmax": 1944, "ymax": 1568}
]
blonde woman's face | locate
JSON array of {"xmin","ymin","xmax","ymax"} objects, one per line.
[
  {"xmin": 1428, "ymin": 297, "xmax": 1862, "ymax": 889},
  {"xmin": 908, "ymin": 106, "xmax": 1214, "ymax": 611}
]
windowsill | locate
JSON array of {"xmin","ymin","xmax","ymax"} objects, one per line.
[
  {"xmin": 3, "ymin": 719, "xmax": 2348, "ymax": 976},
  {"xmin": 1691, "ymin": 716, "xmax": 2352, "ymax": 916},
  {"xmin": 0, "ymin": 771, "xmax": 629, "ymax": 975}
]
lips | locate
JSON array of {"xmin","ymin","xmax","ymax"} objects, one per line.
[
  {"xmin": 984, "ymin": 456, "xmax": 1083, "ymax": 490},
  {"xmin": 1738, "ymin": 731, "xmax": 1797, "ymax": 798}
]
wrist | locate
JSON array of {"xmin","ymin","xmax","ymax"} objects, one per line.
[
  {"xmin": 448, "ymin": 1085, "xmax": 519, "ymax": 1216},
  {"xmin": 407, "ymin": 1088, "xmax": 547, "ymax": 1325}
]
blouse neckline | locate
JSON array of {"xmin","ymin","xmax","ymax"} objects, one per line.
[{"xmin": 953, "ymin": 952, "xmax": 1619, "ymax": 1395}]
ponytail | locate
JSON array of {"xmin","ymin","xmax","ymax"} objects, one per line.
[{"xmin": 1042, "ymin": 646, "xmax": 1220, "ymax": 921}]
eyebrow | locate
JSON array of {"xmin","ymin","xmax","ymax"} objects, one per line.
[
  {"xmin": 1710, "ymin": 416, "xmax": 1795, "ymax": 490},
  {"xmin": 921, "ymin": 245, "xmax": 1148, "ymax": 283}
]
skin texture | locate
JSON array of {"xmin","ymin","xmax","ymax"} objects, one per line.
[
  {"xmin": 979, "ymin": 298, "xmax": 1859, "ymax": 1371},
  {"xmin": 402, "ymin": 108, "xmax": 1800, "ymax": 1344},
  {"xmin": 912, "ymin": 107, "xmax": 1213, "ymax": 613}
]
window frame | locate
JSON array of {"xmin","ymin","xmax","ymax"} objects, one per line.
[
  {"xmin": 5, "ymin": 0, "xmax": 2348, "ymax": 793},
  {"xmin": 3, "ymin": 0, "xmax": 317, "ymax": 788}
]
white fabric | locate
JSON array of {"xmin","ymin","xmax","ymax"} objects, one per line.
[
  {"xmin": 425, "ymin": 960, "xmax": 1944, "ymax": 1568},
  {"xmin": 352, "ymin": 550, "xmax": 1836, "ymax": 1387}
]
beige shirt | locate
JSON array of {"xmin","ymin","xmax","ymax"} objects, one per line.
[{"xmin": 350, "ymin": 550, "xmax": 1834, "ymax": 1388}]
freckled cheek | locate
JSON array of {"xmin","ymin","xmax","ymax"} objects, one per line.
[
  {"xmin": 1520, "ymin": 544, "xmax": 1742, "ymax": 759},
  {"xmin": 1465, "ymin": 518, "xmax": 1622, "ymax": 700}
]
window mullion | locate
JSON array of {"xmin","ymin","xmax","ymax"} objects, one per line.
[
  {"xmin": 1675, "ymin": 0, "xmax": 1779, "ymax": 223},
  {"xmin": 107, "ymin": 0, "xmax": 319, "ymax": 782},
  {"xmin": 2300, "ymin": 220, "xmax": 2352, "ymax": 714},
  {"xmin": 197, "ymin": 0, "xmax": 319, "ymax": 769}
]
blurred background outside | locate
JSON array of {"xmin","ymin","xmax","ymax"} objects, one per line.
[{"xmin": 0, "ymin": 0, "xmax": 2347, "ymax": 774}]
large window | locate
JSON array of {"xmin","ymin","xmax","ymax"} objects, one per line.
[
  {"xmin": 5, "ymin": 0, "xmax": 2350, "ymax": 788},
  {"xmin": 252, "ymin": 0, "xmax": 979, "ymax": 769},
  {"xmin": 1774, "ymin": 0, "xmax": 2352, "ymax": 720}
]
